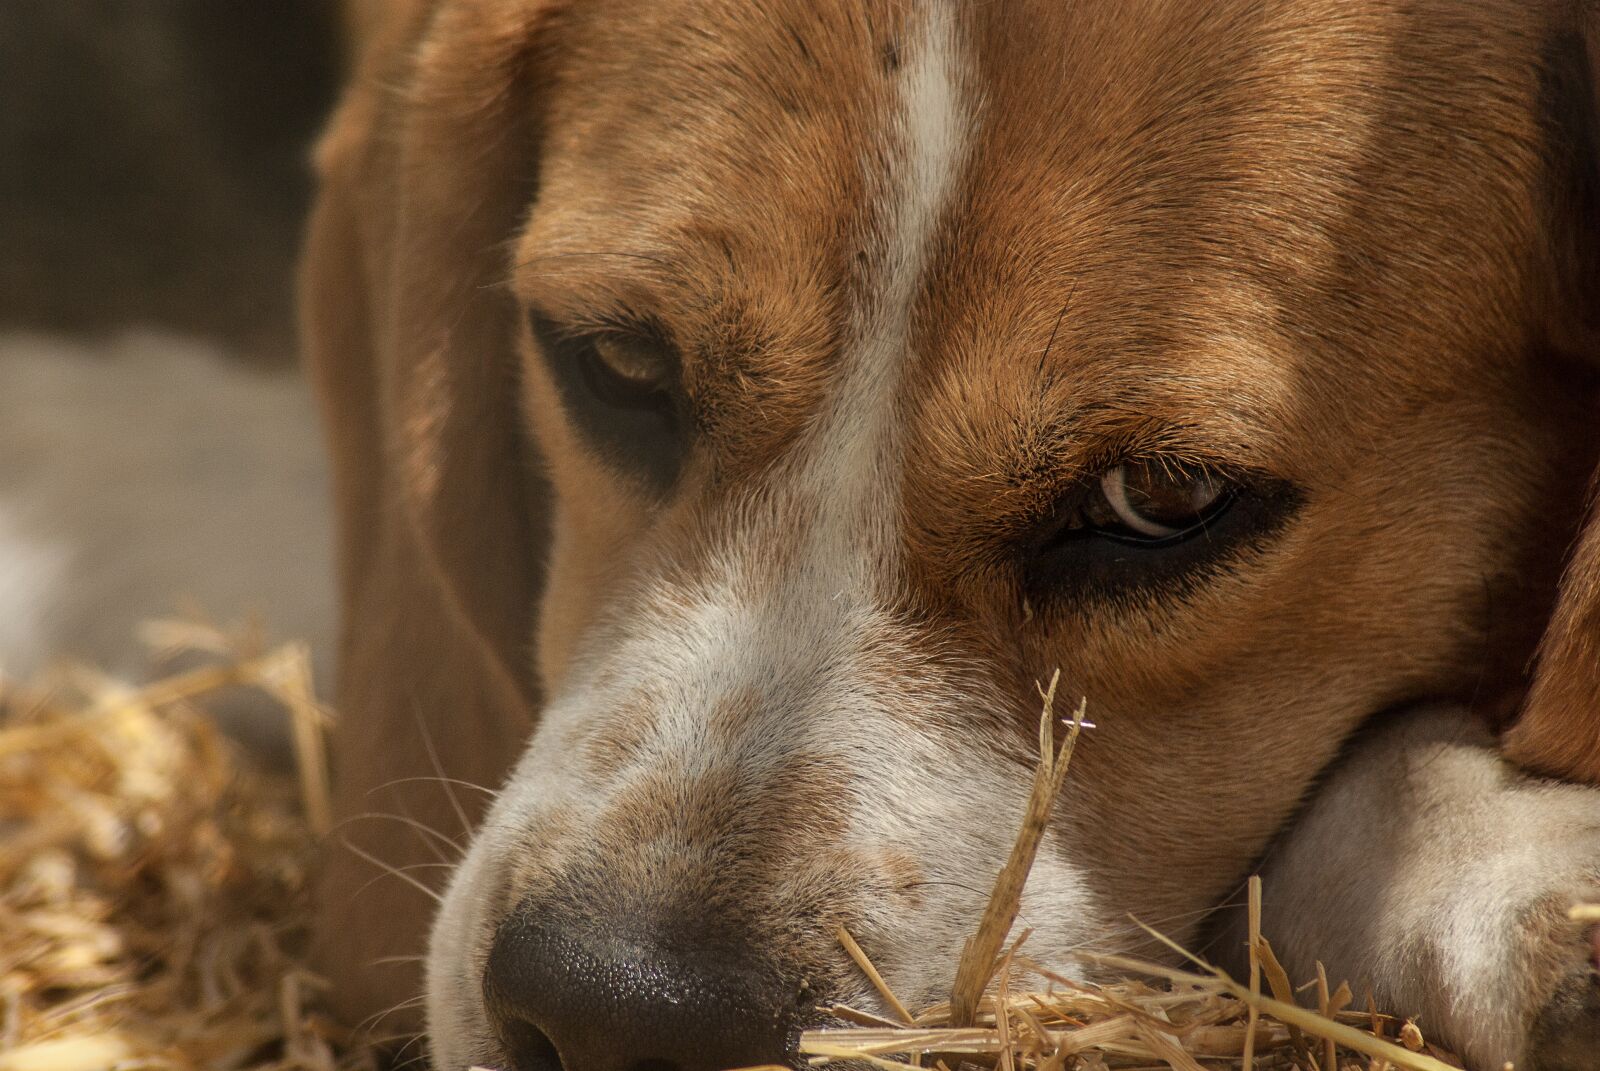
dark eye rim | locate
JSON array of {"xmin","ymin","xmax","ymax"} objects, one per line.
[
  {"xmin": 1034, "ymin": 461, "xmax": 1244, "ymax": 552},
  {"xmin": 1023, "ymin": 465, "xmax": 1301, "ymax": 607},
  {"xmin": 1080, "ymin": 488, "xmax": 1239, "ymax": 548},
  {"xmin": 529, "ymin": 310, "xmax": 687, "ymax": 491}
]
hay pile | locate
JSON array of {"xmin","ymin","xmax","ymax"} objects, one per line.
[
  {"xmin": 1, "ymin": 633, "xmax": 1586, "ymax": 1071},
  {"xmin": 0, "ymin": 622, "xmax": 362, "ymax": 1071},
  {"xmin": 802, "ymin": 927, "xmax": 1461, "ymax": 1071}
]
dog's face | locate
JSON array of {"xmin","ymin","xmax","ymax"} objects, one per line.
[{"xmin": 326, "ymin": 0, "xmax": 1600, "ymax": 1066}]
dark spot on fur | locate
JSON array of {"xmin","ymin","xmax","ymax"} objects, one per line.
[
  {"xmin": 880, "ymin": 36, "xmax": 902, "ymax": 72},
  {"xmin": 788, "ymin": 23, "xmax": 817, "ymax": 69}
]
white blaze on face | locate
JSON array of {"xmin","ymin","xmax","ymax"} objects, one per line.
[
  {"xmin": 430, "ymin": 8, "xmax": 1104, "ymax": 1063},
  {"xmin": 800, "ymin": 0, "xmax": 971, "ymax": 584}
]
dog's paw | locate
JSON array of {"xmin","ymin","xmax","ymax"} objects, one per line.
[{"xmin": 1526, "ymin": 923, "xmax": 1600, "ymax": 1071}]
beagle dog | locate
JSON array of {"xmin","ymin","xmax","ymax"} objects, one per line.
[{"xmin": 300, "ymin": 1, "xmax": 1600, "ymax": 1068}]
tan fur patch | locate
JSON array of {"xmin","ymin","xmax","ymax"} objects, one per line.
[{"xmin": 302, "ymin": 0, "xmax": 1600, "ymax": 1055}]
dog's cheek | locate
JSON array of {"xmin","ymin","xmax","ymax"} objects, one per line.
[
  {"xmin": 532, "ymin": 512, "xmax": 587, "ymax": 691},
  {"xmin": 825, "ymin": 728, "xmax": 1117, "ymax": 1011},
  {"xmin": 533, "ymin": 504, "xmax": 618, "ymax": 691}
]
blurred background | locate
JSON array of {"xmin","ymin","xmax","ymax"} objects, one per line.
[
  {"xmin": 2, "ymin": 2, "xmax": 342, "ymax": 351},
  {"xmin": 0, "ymin": 3, "xmax": 347, "ymax": 722}
]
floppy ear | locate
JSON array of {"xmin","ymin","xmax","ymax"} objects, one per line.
[
  {"xmin": 1502, "ymin": 5, "xmax": 1600, "ymax": 782},
  {"xmin": 1508, "ymin": 495, "xmax": 1600, "ymax": 780},
  {"xmin": 298, "ymin": 0, "xmax": 550, "ymax": 1032}
]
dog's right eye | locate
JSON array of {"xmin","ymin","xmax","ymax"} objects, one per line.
[
  {"xmin": 578, "ymin": 333, "xmax": 676, "ymax": 411},
  {"xmin": 530, "ymin": 314, "xmax": 685, "ymax": 490}
]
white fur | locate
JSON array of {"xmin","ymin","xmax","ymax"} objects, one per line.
[
  {"xmin": 1219, "ymin": 706, "xmax": 1600, "ymax": 1069},
  {"xmin": 805, "ymin": 0, "xmax": 968, "ymax": 535},
  {"xmin": 413, "ymin": 10, "xmax": 1600, "ymax": 1069},
  {"xmin": 0, "ymin": 330, "xmax": 335, "ymax": 754}
]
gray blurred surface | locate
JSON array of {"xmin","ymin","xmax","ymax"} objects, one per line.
[{"xmin": 0, "ymin": 6, "xmax": 345, "ymax": 759}]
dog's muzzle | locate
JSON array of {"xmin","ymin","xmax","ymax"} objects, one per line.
[{"xmin": 482, "ymin": 896, "xmax": 811, "ymax": 1071}]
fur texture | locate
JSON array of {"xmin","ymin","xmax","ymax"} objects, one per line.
[
  {"xmin": 300, "ymin": 1, "xmax": 1600, "ymax": 1066},
  {"xmin": 1215, "ymin": 707, "xmax": 1600, "ymax": 1071}
]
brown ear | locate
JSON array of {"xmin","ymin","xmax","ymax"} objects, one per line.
[
  {"xmin": 1502, "ymin": 4, "xmax": 1600, "ymax": 782},
  {"xmin": 298, "ymin": 0, "xmax": 549, "ymax": 1033},
  {"xmin": 1507, "ymin": 492, "xmax": 1600, "ymax": 781}
]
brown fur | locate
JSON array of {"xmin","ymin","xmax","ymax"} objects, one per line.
[
  {"xmin": 301, "ymin": 0, "xmax": 545, "ymax": 1026},
  {"xmin": 303, "ymin": 0, "xmax": 1600, "ymax": 1043}
]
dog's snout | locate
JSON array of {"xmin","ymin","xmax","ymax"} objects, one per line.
[{"xmin": 483, "ymin": 905, "xmax": 801, "ymax": 1071}]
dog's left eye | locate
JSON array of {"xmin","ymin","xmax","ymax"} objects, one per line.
[
  {"xmin": 1081, "ymin": 460, "xmax": 1231, "ymax": 544},
  {"xmin": 578, "ymin": 333, "xmax": 676, "ymax": 410}
]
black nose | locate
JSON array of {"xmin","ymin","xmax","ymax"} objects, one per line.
[{"xmin": 483, "ymin": 905, "xmax": 803, "ymax": 1071}]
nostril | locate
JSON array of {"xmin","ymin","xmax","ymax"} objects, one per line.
[{"xmin": 498, "ymin": 1016, "xmax": 562, "ymax": 1071}]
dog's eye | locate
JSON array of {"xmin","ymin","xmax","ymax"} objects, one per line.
[
  {"xmin": 579, "ymin": 334, "xmax": 675, "ymax": 410},
  {"xmin": 1026, "ymin": 458, "xmax": 1296, "ymax": 605},
  {"xmin": 531, "ymin": 313, "xmax": 685, "ymax": 490},
  {"xmin": 1083, "ymin": 460, "xmax": 1230, "ymax": 543}
]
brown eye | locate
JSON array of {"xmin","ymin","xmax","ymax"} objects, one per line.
[
  {"xmin": 532, "ymin": 312, "xmax": 687, "ymax": 491},
  {"xmin": 1027, "ymin": 456, "xmax": 1297, "ymax": 603},
  {"xmin": 581, "ymin": 334, "xmax": 674, "ymax": 410},
  {"xmin": 1090, "ymin": 460, "xmax": 1228, "ymax": 540}
]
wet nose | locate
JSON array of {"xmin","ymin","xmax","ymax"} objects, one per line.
[{"xmin": 483, "ymin": 905, "xmax": 803, "ymax": 1071}]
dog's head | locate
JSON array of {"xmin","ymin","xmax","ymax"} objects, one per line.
[{"xmin": 302, "ymin": 1, "xmax": 1600, "ymax": 1067}]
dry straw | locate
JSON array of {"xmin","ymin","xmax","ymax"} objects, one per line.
[
  {"xmin": 796, "ymin": 679, "xmax": 1480, "ymax": 1071},
  {"xmin": 0, "ymin": 621, "xmax": 359, "ymax": 1071},
  {"xmin": 2, "ymin": 630, "xmax": 1582, "ymax": 1070}
]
